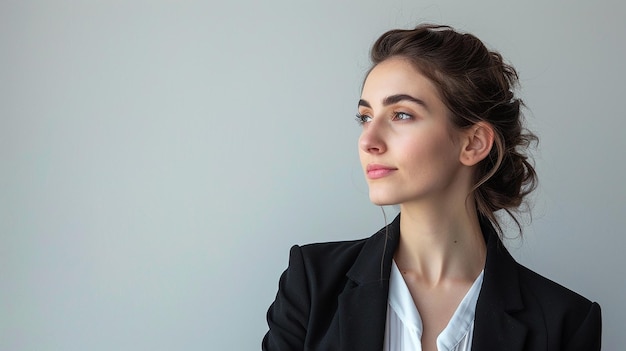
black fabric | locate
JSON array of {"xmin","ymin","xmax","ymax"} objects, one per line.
[{"xmin": 263, "ymin": 215, "xmax": 601, "ymax": 350}]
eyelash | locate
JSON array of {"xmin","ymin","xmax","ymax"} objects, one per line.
[
  {"xmin": 355, "ymin": 113, "xmax": 371, "ymax": 125},
  {"xmin": 355, "ymin": 111, "xmax": 413, "ymax": 125}
]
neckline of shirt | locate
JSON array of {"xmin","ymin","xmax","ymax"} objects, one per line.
[{"xmin": 388, "ymin": 260, "xmax": 484, "ymax": 350}]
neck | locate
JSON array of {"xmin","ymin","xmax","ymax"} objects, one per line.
[{"xmin": 395, "ymin": 200, "xmax": 487, "ymax": 285}]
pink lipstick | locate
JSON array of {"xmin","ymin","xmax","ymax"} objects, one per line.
[{"xmin": 366, "ymin": 164, "xmax": 397, "ymax": 179}]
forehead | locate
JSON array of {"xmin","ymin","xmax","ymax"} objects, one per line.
[{"xmin": 362, "ymin": 58, "xmax": 441, "ymax": 100}]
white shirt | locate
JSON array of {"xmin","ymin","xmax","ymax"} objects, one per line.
[{"xmin": 383, "ymin": 261, "xmax": 484, "ymax": 351}]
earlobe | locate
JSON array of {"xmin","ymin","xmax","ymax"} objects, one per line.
[{"xmin": 460, "ymin": 122, "xmax": 495, "ymax": 166}]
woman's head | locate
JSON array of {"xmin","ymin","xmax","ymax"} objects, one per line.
[{"xmin": 365, "ymin": 23, "xmax": 537, "ymax": 233}]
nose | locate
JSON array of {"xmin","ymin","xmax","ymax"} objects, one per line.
[{"xmin": 358, "ymin": 120, "xmax": 387, "ymax": 154}]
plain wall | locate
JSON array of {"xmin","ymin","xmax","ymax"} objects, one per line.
[{"xmin": 1, "ymin": 0, "xmax": 624, "ymax": 350}]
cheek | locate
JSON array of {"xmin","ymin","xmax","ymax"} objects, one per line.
[{"xmin": 401, "ymin": 132, "xmax": 460, "ymax": 170}]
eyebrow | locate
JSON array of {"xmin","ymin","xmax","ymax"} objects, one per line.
[{"xmin": 358, "ymin": 94, "xmax": 429, "ymax": 110}]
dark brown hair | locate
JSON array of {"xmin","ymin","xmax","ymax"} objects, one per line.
[{"xmin": 370, "ymin": 24, "xmax": 537, "ymax": 235}]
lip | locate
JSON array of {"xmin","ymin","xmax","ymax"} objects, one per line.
[{"xmin": 366, "ymin": 164, "xmax": 397, "ymax": 179}]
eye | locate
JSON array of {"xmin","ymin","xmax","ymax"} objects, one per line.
[
  {"xmin": 393, "ymin": 111, "xmax": 413, "ymax": 121},
  {"xmin": 355, "ymin": 113, "xmax": 372, "ymax": 125}
]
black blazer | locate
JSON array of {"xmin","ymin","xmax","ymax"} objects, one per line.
[{"xmin": 263, "ymin": 215, "xmax": 601, "ymax": 350}]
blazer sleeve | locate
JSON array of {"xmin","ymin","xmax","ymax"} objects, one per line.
[
  {"xmin": 564, "ymin": 302, "xmax": 602, "ymax": 351},
  {"xmin": 262, "ymin": 245, "xmax": 310, "ymax": 351}
]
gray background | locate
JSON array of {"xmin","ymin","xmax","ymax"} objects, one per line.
[{"xmin": 2, "ymin": 0, "xmax": 624, "ymax": 350}]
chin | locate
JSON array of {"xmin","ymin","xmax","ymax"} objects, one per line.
[{"xmin": 368, "ymin": 193, "xmax": 399, "ymax": 206}]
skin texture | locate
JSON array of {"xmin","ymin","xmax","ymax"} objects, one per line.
[
  {"xmin": 358, "ymin": 58, "xmax": 466, "ymax": 209},
  {"xmin": 357, "ymin": 57, "xmax": 495, "ymax": 351}
]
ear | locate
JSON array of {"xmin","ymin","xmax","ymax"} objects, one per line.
[{"xmin": 459, "ymin": 122, "xmax": 495, "ymax": 166}]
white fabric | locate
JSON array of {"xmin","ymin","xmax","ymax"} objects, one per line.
[{"xmin": 383, "ymin": 260, "xmax": 484, "ymax": 351}]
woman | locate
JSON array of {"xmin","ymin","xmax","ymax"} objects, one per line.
[{"xmin": 262, "ymin": 24, "xmax": 601, "ymax": 351}]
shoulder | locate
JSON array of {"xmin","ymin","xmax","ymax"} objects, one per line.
[
  {"xmin": 262, "ymin": 232, "xmax": 386, "ymax": 350},
  {"xmin": 514, "ymin": 262, "xmax": 602, "ymax": 349},
  {"xmin": 480, "ymin": 230, "xmax": 601, "ymax": 349},
  {"xmin": 298, "ymin": 237, "xmax": 370, "ymax": 266},
  {"xmin": 483, "ymin": 226, "xmax": 599, "ymax": 321},
  {"xmin": 290, "ymin": 235, "xmax": 374, "ymax": 284},
  {"xmin": 516, "ymin": 263, "xmax": 593, "ymax": 311},
  {"xmin": 281, "ymin": 224, "xmax": 392, "ymax": 292},
  {"xmin": 515, "ymin": 262, "xmax": 601, "ymax": 320}
]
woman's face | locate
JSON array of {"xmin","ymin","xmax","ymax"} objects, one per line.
[{"xmin": 358, "ymin": 57, "xmax": 469, "ymax": 207}]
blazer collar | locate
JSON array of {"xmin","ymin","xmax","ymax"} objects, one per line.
[
  {"xmin": 471, "ymin": 217, "xmax": 528, "ymax": 350},
  {"xmin": 337, "ymin": 214, "xmax": 400, "ymax": 350},
  {"xmin": 336, "ymin": 214, "xmax": 529, "ymax": 350},
  {"xmin": 346, "ymin": 214, "xmax": 401, "ymax": 285}
]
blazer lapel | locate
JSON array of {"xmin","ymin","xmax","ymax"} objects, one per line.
[
  {"xmin": 335, "ymin": 215, "xmax": 530, "ymax": 350},
  {"xmin": 337, "ymin": 215, "xmax": 400, "ymax": 351},
  {"xmin": 472, "ymin": 219, "xmax": 528, "ymax": 351}
]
